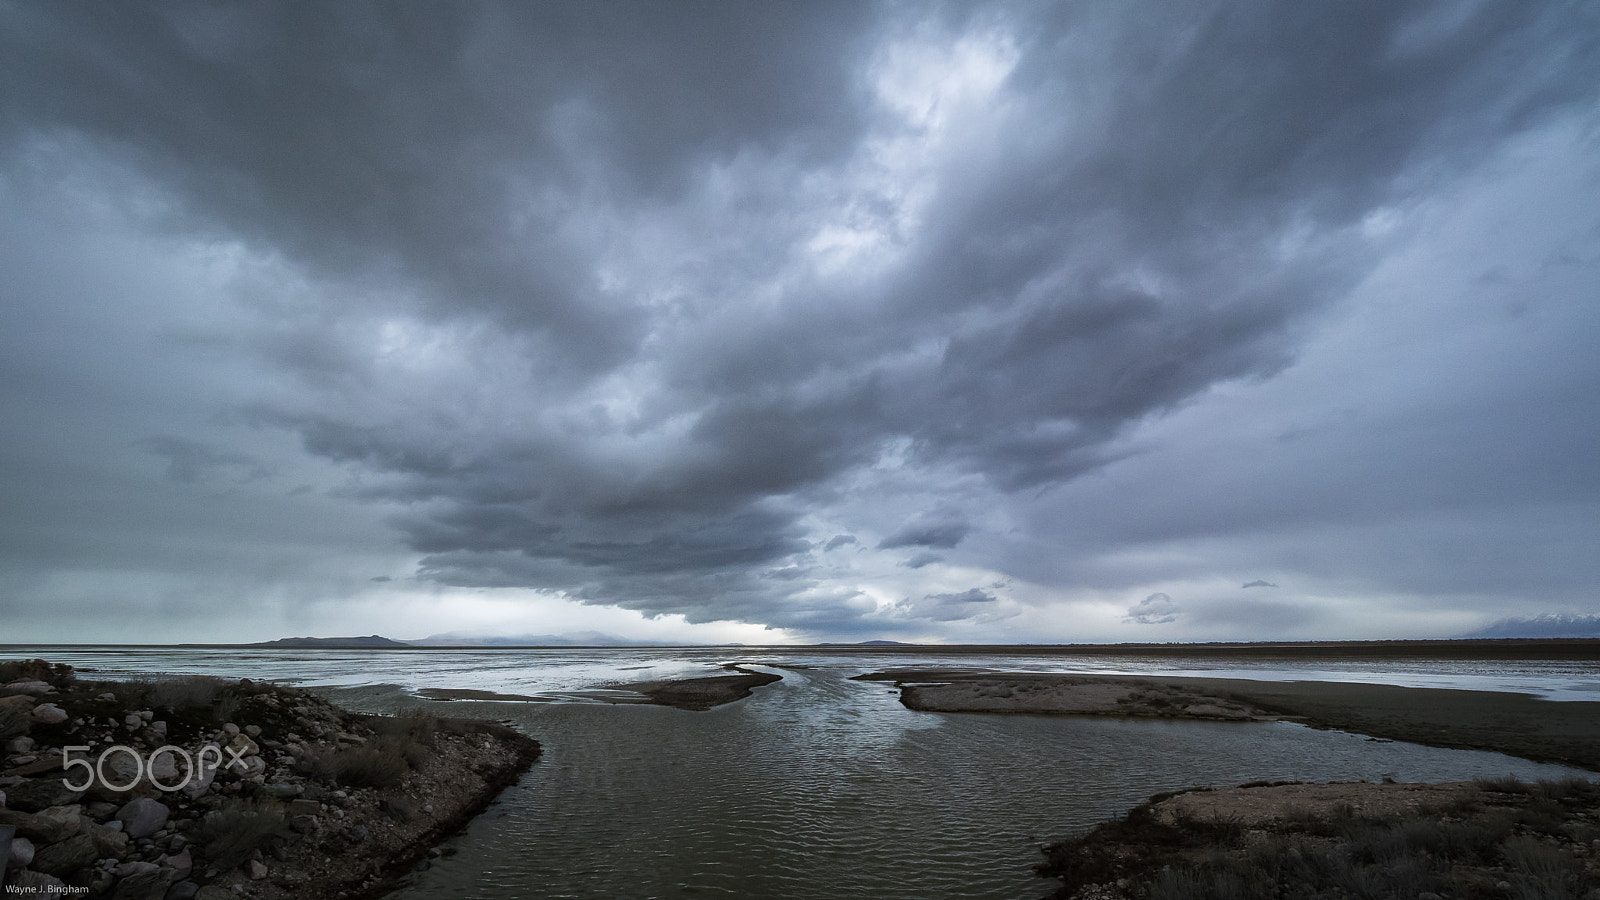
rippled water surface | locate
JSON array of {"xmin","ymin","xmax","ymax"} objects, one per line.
[{"xmin": 6, "ymin": 647, "xmax": 1597, "ymax": 898}]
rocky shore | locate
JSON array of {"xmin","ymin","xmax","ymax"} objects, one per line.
[
  {"xmin": 1, "ymin": 659, "xmax": 540, "ymax": 899},
  {"xmin": 1038, "ymin": 777, "xmax": 1600, "ymax": 899}
]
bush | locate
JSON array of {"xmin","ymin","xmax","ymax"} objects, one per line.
[
  {"xmin": 195, "ymin": 799, "xmax": 290, "ymax": 870},
  {"xmin": 0, "ymin": 699, "xmax": 31, "ymax": 740},
  {"xmin": 0, "ymin": 659, "xmax": 73, "ymax": 684}
]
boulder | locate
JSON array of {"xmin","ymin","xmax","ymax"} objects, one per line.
[
  {"xmin": 8, "ymin": 835, "xmax": 35, "ymax": 868},
  {"xmin": 31, "ymin": 831, "xmax": 98, "ymax": 876},
  {"xmin": 225, "ymin": 734, "xmax": 257, "ymax": 758},
  {"xmin": 0, "ymin": 805, "xmax": 82, "ymax": 843},
  {"xmin": 4, "ymin": 777, "xmax": 86, "ymax": 812},
  {"xmin": 8, "ymin": 868, "xmax": 66, "ymax": 891},
  {"xmin": 30, "ymin": 703, "xmax": 68, "ymax": 725},
  {"xmin": 114, "ymin": 798, "xmax": 169, "ymax": 839},
  {"xmin": 161, "ymin": 848, "xmax": 192, "ymax": 880},
  {"xmin": 112, "ymin": 860, "xmax": 160, "ymax": 878},
  {"xmin": 4, "ymin": 736, "xmax": 35, "ymax": 754},
  {"xmin": 110, "ymin": 868, "xmax": 173, "ymax": 900},
  {"xmin": 164, "ymin": 881, "xmax": 200, "ymax": 900},
  {"xmin": 247, "ymin": 859, "xmax": 267, "ymax": 880},
  {"xmin": 2, "ymin": 681, "xmax": 54, "ymax": 696},
  {"xmin": 90, "ymin": 822, "xmax": 130, "ymax": 858}
]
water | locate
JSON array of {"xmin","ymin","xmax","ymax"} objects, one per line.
[{"xmin": 5, "ymin": 646, "xmax": 1597, "ymax": 899}]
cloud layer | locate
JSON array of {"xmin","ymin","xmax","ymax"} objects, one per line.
[{"xmin": 3, "ymin": 2, "xmax": 1598, "ymax": 642}]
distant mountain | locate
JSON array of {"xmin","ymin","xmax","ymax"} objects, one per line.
[
  {"xmin": 247, "ymin": 635, "xmax": 412, "ymax": 648},
  {"xmin": 1462, "ymin": 614, "xmax": 1600, "ymax": 639},
  {"xmin": 818, "ymin": 639, "xmax": 916, "ymax": 646},
  {"xmin": 411, "ymin": 631, "xmax": 653, "ymax": 646}
]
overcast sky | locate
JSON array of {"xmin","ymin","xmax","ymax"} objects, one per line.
[{"xmin": 2, "ymin": 2, "xmax": 1598, "ymax": 644}]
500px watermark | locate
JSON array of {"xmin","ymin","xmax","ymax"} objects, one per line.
[{"xmin": 58, "ymin": 743, "xmax": 250, "ymax": 793}]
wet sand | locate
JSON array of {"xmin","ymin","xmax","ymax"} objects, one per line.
[{"xmin": 857, "ymin": 670, "xmax": 1600, "ymax": 771}]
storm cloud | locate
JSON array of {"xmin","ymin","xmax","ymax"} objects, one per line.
[{"xmin": 2, "ymin": 2, "xmax": 1598, "ymax": 642}]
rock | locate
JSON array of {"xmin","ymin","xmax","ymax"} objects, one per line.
[
  {"xmin": 113, "ymin": 861, "xmax": 160, "ymax": 878},
  {"xmin": 111, "ymin": 869, "xmax": 174, "ymax": 900},
  {"xmin": 192, "ymin": 887, "xmax": 231, "ymax": 900},
  {"xmin": 31, "ymin": 831, "xmax": 98, "ymax": 876},
  {"xmin": 289, "ymin": 814, "xmax": 317, "ymax": 834},
  {"xmin": 145, "ymin": 750, "xmax": 180, "ymax": 786},
  {"xmin": 8, "ymin": 868, "xmax": 66, "ymax": 891},
  {"xmin": 225, "ymin": 734, "xmax": 257, "ymax": 758},
  {"xmin": 243, "ymin": 725, "xmax": 260, "ymax": 738},
  {"xmin": 97, "ymin": 693, "xmax": 117, "ymax": 702},
  {"xmin": 233, "ymin": 757, "xmax": 266, "ymax": 780},
  {"xmin": 3, "ymin": 681, "xmax": 54, "ymax": 696},
  {"xmin": 8, "ymin": 835, "xmax": 35, "ymax": 867},
  {"xmin": 30, "ymin": 703, "xmax": 68, "ymax": 725},
  {"xmin": 162, "ymin": 848, "xmax": 193, "ymax": 879},
  {"xmin": 165, "ymin": 881, "xmax": 200, "ymax": 900},
  {"xmin": 260, "ymin": 782, "xmax": 301, "ymax": 800},
  {"xmin": 0, "ymin": 805, "xmax": 82, "ymax": 843},
  {"xmin": 247, "ymin": 859, "xmax": 267, "ymax": 880},
  {"xmin": 0, "ymin": 789, "xmax": 6, "ymax": 809},
  {"xmin": 138, "ymin": 711, "xmax": 153, "ymax": 722},
  {"xmin": 84, "ymin": 801, "xmax": 120, "ymax": 821},
  {"xmin": 90, "ymin": 822, "xmax": 130, "ymax": 858},
  {"xmin": 287, "ymin": 799, "xmax": 321, "ymax": 818},
  {"xmin": 221, "ymin": 724, "xmax": 239, "ymax": 738},
  {"xmin": 333, "ymin": 732, "xmax": 366, "ymax": 745},
  {"xmin": 115, "ymin": 798, "xmax": 170, "ymax": 839},
  {"xmin": 3, "ymin": 778, "xmax": 85, "ymax": 812},
  {"xmin": 4, "ymin": 736, "xmax": 35, "ymax": 754},
  {"xmin": 124, "ymin": 714, "xmax": 145, "ymax": 730}
]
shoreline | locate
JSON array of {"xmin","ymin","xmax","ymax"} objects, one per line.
[
  {"xmin": 1, "ymin": 659, "xmax": 540, "ymax": 899},
  {"xmin": 856, "ymin": 670, "xmax": 1600, "ymax": 771}
]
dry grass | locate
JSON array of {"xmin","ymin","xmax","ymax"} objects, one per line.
[
  {"xmin": 1041, "ymin": 778, "xmax": 1600, "ymax": 900},
  {"xmin": 194, "ymin": 799, "xmax": 292, "ymax": 870}
]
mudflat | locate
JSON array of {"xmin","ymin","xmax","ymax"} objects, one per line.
[
  {"xmin": 856, "ymin": 670, "xmax": 1600, "ymax": 771},
  {"xmin": 627, "ymin": 664, "xmax": 782, "ymax": 711}
]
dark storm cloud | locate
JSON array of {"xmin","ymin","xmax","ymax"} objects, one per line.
[
  {"xmin": 822, "ymin": 535, "xmax": 859, "ymax": 553},
  {"xmin": 3, "ymin": 1, "xmax": 1598, "ymax": 635},
  {"xmin": 878, "ymin": 518, "xmax": 970, "ymax": 551}
]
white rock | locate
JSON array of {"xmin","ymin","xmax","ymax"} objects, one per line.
[
  {"xmin": 3, "ymin": 680, "xmax": 54, "ymax": 696},
  {"xmin": 8, "ymin": 836, "xmax": 35, "ymax": 867}
]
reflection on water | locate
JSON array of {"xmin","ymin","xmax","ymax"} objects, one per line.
[{"xmin": 4, "ymin": 647, "xmax": 1596, "ymax": 899}]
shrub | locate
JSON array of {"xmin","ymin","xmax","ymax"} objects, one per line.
[
  {"xmin": 0, "ymin": 699, "xmax": 31, "ymax": 740},
  {"xmin": 135, "ymin": 675, "xmax": 225, "ymax": 710},
  {"xmin": 0, "ymin": 659, "xmax": 73, "ymax": 684},
  {"xmin": 195, "ymin": 799, "xmax": 290, "ymax": 870}
]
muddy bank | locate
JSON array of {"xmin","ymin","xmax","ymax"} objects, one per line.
[
  {"xmin": 853, "ymin": 671, "xmax": 1269, "ymax": 721},
  {"xmin": 857, "ymin": 670, "xmax": 1600, "ymax": 771},
  {"xmin": 1, "ymin": 658, "xmax": 540, "ymax": 899},
  {"xmin": 1037, "ymin": 777, "xmax": 1600, "ymax": 899},
  {"xmin": 627, "ymin": 665, "xmax": 782, "ymax": 711}
]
